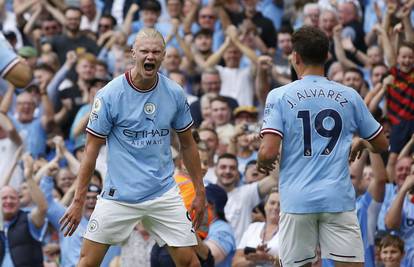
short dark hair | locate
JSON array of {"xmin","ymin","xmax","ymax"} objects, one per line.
[
  {"xmin": 217, "ymin": 153, "xmax": 238, "ymax": 164},
  {"xmin": 64, "ymin": 6, "xmax": 83, "ymax": 15},
  {"xmin": 380, "ymin": 234, "xmax": 404, "ymax": 253},
  {"xmin": 141, "ymin": 0, "xmax": 162, "ymax": 13},
  {"xmin": 100, "ymin": 14, "xmax": 117, "ymax": 27},
  {"xmin": 344, "ymin": 67, "xmax": 364, "ymax": 78},
  {"xmin": 194, "ymin": 28, "xmax": 213, "ymax": 39},
  {"xmin": 34, "ymin": 63, "xmax": 55, "ymax": 74},
  {"xmin": 398, "ymin": 41, "xmax": 414, "ymax": 54},
  {"xmin": 292, "ymin": 26, "xmax": 329, "ymax": 65}
]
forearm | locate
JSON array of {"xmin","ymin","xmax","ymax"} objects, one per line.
[
  {"xmin": 73, "ymin": 115, "xmax": 89, "ymax": 137},
  {"xmin": 350, "ymin": 149, "xmax": 368, "ymax": 180},
  {"xmin": 41, "ymin": 94, "xmax": 55, "ymax": 131},
  {"xmin": 177, "ymin": 34, "xmax": 195, "ymax": 63},
  {"xmin": 217, "ymin": 7, "xmax": 232, "ymax": 30},
  {"xmin": 45, "ymin": 4, "xmax": 66, "ymax": 26},
  {"xmin": 256, "ymin": 69, "xmax": 271, "ymax": 107},
  {"xmin": 182, "ymin": 4, "xmax": 198, "ymax": 34},
  {"xmin": 23, "ymin": 10, "xmax": 41, "ymax": 35},
  {"xmin": 380, "ymin": 30, "xmax": 396, "ymax": 66},
  {"xmin": 47, "ymin": 65, "xmax": 70, "ymax": 107},
  {"xmin": 204, "ymin": 41, "xmax": 229, "ymax": 68},
  {"xmin": 398, "ymin": 139, "xmax": 414, "ymax": 160},
  {"xmin": 355, "ymin": 50, "xmax": 370, "ymax": 67},
  {"xmin": 368, "ymin": 88, "xmax": 386, "ymax": 113},
  {"xmin": 14, "ymin": 0, "xmax": 36, "ymax": 17},
  {"xmin": 0, "ymin": 113, "xmax": 21, "ymax": 145},
  {"xmin": 27, "ymin": 178, "xmax": 48, "ymax": 214},
  {"xmin": 333, "ymin": 36, "xmax": 357, "ymax": 69},
  {"xmin": 63, "ymin": 149, "xmax": 80, "ymax": 175},
  {"xmin": 402, "ymin": 16, "xmax": 414, "ymax": 42},
  {"xmin": 0, "ymin": 148, "xmax": 21, "ymax": 187},
  {"xmin": 385, "ymin": 189, "xmax": 406, "ymax": 229},
  {"xmin": 232, "ymin": 38, "xmax": 258, "ymax": 65},
  {"xmin": 181, "ymin": 144, "xmax": 204, "ymax": 193},
  {"xmin": 122, "ymin": 9, "xmax": 136, "ymax": 35},
  {"xmin": 0, "ymin": 86, "xmax": 15, "ymax": 114},
  {"xmin": 368, "ymin": 152, "xmax": 387, "ymax": 202}
]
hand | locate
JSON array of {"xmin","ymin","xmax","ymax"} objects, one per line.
[
  {"xmin": 171, "ymin": 18, "xmax": 181, "ymax": 35},
  {"xmin": 257, "ymin": 55, "xmax": 273, "ymax": 71},
  {"xmin": 386, "ymin": 3, "xmax": 397, "ymax": 15},
  {"xmin": 226, "ymin": 25, "xmax": 239, "ymax": 40},
  {"xmin": 332, "ymin": 24, "xmax": 343, "ymax": 37},
  {"xmin": 189, "ymin": 190, "xmax": 206, "ymax": 230},
  {"xmin": 46, "ymin": 161, "xmax": 59, "ymax": 177},
  {"xmin": 65, "ymin": 51, "xmax": 77, "ymax": 66},
  {"xmin": 372, "ymin": 24, "xmax": 385, "ymax": 36},
  {"xmin": 257, "ymin": 158, "xmax": 276, "ymax": 174},
  {"xmin": 349, "ymin": 138, "xmax": 367, "ymax": 162},
  {"xmin": 22, "ymin": 153, "xmax": 34, "ymax": 179},
  {"xmin": 245, "ymin": 244, "xmax": 271, "ymax": 263},
  {"xmin": 402, "ymin": 175, "xmax": 414, "ymax": 193},
  {"xmin": 341, "ymin": 37, "xmax": 355, "ymax": 52},
  {"xmin": 129, "ymin": 3, "xmax": 139, "ymax": 14},
  {"xmin": 59, "ymin": 199, "xmax": 84, "ymax": 236},
  {"xmin": 383, "ymin": 74, "xmax": 394, "ymax": 86},
  {"xmin": 393, "ymin": 23, "xmax": 404, "ymax": 34}
]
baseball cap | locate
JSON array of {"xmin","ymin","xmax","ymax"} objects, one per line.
[
  {"xmin": 205, "ymin": 184, "xmax": 227, "ymax": 214},
  {"xmin": 18, "ymin": 46, "xmax": 38, "ymax": 58},
  {"xmin": 233, "ymin": 106, "xmax": 258, "ymax": 117}
]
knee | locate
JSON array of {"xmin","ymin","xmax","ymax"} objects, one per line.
[
  {"xmin": 175, "ymin": 253, "xmax": 201, "ymax": 267},
  {"xmin": 78, "ymin": 252, "xmax": 100, "ymax": 267}
]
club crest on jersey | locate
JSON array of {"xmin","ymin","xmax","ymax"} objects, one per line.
[
  {"xmin": 92, "ymin": 98, "xmax": 102, "ymax": 113},
  {"xmin": 144, "ymin": 103, "xmax": 156, "ymax": 115}
]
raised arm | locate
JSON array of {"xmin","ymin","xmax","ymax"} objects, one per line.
[
  {"xmin": 255, "ymin": 55, "xmax": 273, "ymax": 107},
  {"xmin": 44, "ymin": 1, "xmax": 67, "ymax": 26},
  {"xmin": 0, "ymin": 112, "xmax": 21, "ymax": 146},
  {"xmin": 24, "ymin": 154, "xmax": 48, "ymax": 228},
  {"xmin": 23, "ymin": 5, "xmax": 42, "ymax": 36},
  {"xmin": 374, "ymin": 24, "xmax": 396, "ymax": 67},
  {"xmin": 333, "ymin": 25, "xmax": 358, "ymax": 69},
  {"xmin": 226, "ymin": 25, "xmax": 258, "ymax": 65},
  {"xmin": 0, "ymin": 83, "xmax": 16, "ymax": 114},
  {"xmin": 398, "ymin": 1, "xmax": 414, "ymax": 42},
  {"xmin": 368, "ymin": 150, "xmax": 388, "ymax": 202},
  {"xmin": 385, "ymin": 175, "xmax": 414, "ymax": 229},
  {"xmin": 122, "ymin": 3, "xmax": 139, "ymax": 36},
  {"xmin": 0, "ymin": 146, "xmax": 23, "ymax": 187},
  {"xmin": 182, "ymin": 0, "xmax": 200, "ymax": 35},
  {"xmin": 39, "ymin": 79, "xmax": 55, "ymax": 132},
  {"xmin": 204, "ymin": 37, "xmax": 231, "ymax": 68}
]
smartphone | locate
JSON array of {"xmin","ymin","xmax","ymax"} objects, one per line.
[{"xmin": 244, "ymin": 247, "xmax": 256, "ymax": 255}]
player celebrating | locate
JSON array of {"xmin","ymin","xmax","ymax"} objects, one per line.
[
  {"xmin": 257, "ymin": 26, "xmax": 388, "ymax": 267},
  {"xmin": 60, "ymin": 28, "xmax": 206, "ymax": 267}
]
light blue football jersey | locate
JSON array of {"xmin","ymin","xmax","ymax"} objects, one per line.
[
  {"xmin": 261, "ymin": 75, "xmax": 382, "ymax": 213},
  {"xmin": 86, "ymin": 71, "xmax": 193, "ymax": 203},
  {"xmin": 0, "ymin": 33, "xmax": 19, "ymax": 78}
]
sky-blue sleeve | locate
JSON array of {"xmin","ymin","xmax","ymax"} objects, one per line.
[
  {"xmin": 261, "ymin": 90, "xmax": 284, "ymax": 138},
  {"xmin": 354, "ymin": 93, "xmax": 382, "ymax": 140},
  {"xmin": 86, "ymin": 90, "xmax": 113, "ymax": 138},
  {"xmin": 172, "ymin": 88, "xmax": 193, "ymax": 132},
  {"xmin": 206, "ymin": 221, "xmax": 236, "ymax": 256},
  {"xmin": 0, "ymin": 33, "xmax": 19, "ymax": 78}
]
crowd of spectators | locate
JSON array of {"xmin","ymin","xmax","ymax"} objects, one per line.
[{"xmin": 0, "ymin": 0, "xmax": 413, "ymax": 266}]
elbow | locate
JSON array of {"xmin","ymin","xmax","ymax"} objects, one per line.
[
  {"xmin": 385, "ymin": 214, "xmax": 399, "ymax": 230},
  {"xmin": 258, "ymin": 145, "xmax": 278, "ymax": 162}
]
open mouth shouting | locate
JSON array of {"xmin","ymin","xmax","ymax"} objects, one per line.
[{"xmin": 143, "ymin": 63, "xmax": 156, "ymax": 75}]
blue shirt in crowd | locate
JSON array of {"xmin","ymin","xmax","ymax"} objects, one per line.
[{"xmin": 206, "ymin": 219, "xmax": 236, "ymax": 267}]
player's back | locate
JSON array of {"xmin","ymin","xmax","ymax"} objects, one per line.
[{"xmin": 262, "ymin": 75, "xmax": 382, "ymax": 213}]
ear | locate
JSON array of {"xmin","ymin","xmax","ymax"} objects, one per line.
[{"xmin": 131, "ymin": 47, "xmax": 136, "ymax": 59}]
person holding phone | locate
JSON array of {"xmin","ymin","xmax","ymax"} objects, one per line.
[{"xmin": 232, "ymin": 189, "xmax": 280, "ymax": 267}]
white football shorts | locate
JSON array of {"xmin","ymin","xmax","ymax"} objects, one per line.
[
  {"xmin": 279, "ymin": 210, "xmax": 364, "ymax": 267},
  {"xmin": 84, "ymin": 185, "xmax": 197, "ymax": 247}
]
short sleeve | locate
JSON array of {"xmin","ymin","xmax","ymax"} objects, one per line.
[
  {"xmin": 172, "ymin": 89, "xmax": 193, "ymax": 132},
  {"xmin": 207, "ymin": 222, "xmax": 236, "ymax": 256},
  {"xmin": 261, "ymin": 91, "xmax": 284, "ymax": 138},
  {"xmin": 353, "ymin": 93, "xmax": 382, "ymax": 140},
  {"xmin": 86, "ymin": 92, "xmax": 113, "ymax": 138},
  {"xmin": 0, "ymin": 33, "xmax": 19, "ymax": 78}
]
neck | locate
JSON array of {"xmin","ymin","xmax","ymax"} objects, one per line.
[
  {"xmin": 131, "ymin": 67, "xmax": 157, "ymax": 90},
  {"xmin": 298, "ymin": 65, "xmax": 325, "ymax": 78},
  {"xmin": 219, "ymin": 182, "xmax": 235, "ymax": 193},
  {"xmin": 66, "ymin": 29, "xmax": 79, "ymax": 38}
]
